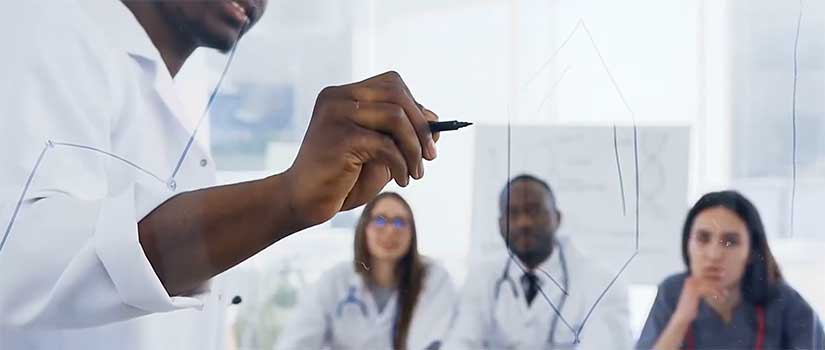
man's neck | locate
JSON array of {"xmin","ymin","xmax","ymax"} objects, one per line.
[
  {"xmin": 123, "ymin": 2, "xmax": 195, "ymax": 77},
  {"xmin": 520, "ymin": 247, "xmax": 554, "ymax": 271},
  {"xmin": 518, "ymin": 246, "xmax": 553, "ymax": 272}
]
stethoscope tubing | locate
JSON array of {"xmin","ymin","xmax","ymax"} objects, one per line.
[{"xmin": 493, "ymin": 241, "xmax": 571, "ymax": 345}]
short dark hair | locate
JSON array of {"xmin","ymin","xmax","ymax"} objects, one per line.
[
  {"xmin": 681, "ymin": 190, "xmax": 783, "ymax": 305},
  {"xmin": 498, "ymin": 174, "xmax": 557, "ymax": 213}
]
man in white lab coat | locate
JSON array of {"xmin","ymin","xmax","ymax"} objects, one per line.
[
  {"xmin": 0, "ymin": 1, "xmax": 438, "ymax": 348},
  {"xmin": 444, "ymin": 174, "xmax": 631, "ymax": 350}
]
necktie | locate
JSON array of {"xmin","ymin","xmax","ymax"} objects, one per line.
[{"xmin": 521, "ymin": 272, "xmax": 539, "ymax": 306}]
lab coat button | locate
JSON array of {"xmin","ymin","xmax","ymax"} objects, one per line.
[{"xmin": 200, "ymin": 159, "xmax": 208, "ymax": 167}]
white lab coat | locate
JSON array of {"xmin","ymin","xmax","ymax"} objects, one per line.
[
  {"xmin": 0, "ymin": 1, "xmax": 228, "ymax": 349},
  {"xmin": 275, "ymin": 259, "xmax": 458, "ymax": 350},
  {"xmin": 443, "ymin": 237, "xmax": 631, "ymax": 350}
]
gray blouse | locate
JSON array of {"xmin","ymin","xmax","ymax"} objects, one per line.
[
  {"xmin": 369, "ymin": 283, "xmax": 395, "ymax": 314},
  {"xmin": 636, "ymin": 272, "xmax": 824, "ymax": 350}
]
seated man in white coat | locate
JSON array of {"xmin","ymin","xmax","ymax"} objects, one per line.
[
  {"xmin": 0, "ymin": 1, "xmax": 439, "ymax": 349},
  {"xmin": 445, "ymin": 174, "xmax": 631, "ymax": 350}
]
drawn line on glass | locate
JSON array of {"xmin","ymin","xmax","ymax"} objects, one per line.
[
  {"xmin": 534, "ymin": 65, "xmax": 572, "ymax": 117},
  {"xmin": 2, "ymin": 22, "xmax": 247, "ymax": 257},
  {"xmin": 505, "ymin": 18, "xmax": 641, "ymax": 344},
  {"xmin": 789, "ymin": 0, "xmax": 802, "ymax": 238},
  {"xmin": 171, "ymin": 20, "xmax": 247, "ymax": 179}
]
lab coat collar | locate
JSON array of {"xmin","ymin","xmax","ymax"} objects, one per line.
[
  {"xmin": 507, "ymin": 238, "xmax": 566, "ymax": 290},
  {"xmin": 506, "ymin": 238, "xmax": 570, "ymax": 320},
  {"xmin": 349, "ymin": 268, "xmax": 368, "ymax": 292},
  {"xmin": 348, "ymin": 268, "xmax": 399, "ymax": 322},
  {"xmin": 91, "ymin": 1, "xmax": 167, "ymax": 65},
  {"xmin": 85, "ymin": 1, "xmax": 212, "ymax": 154}
]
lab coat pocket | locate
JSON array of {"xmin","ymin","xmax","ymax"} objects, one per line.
[
  {"xmin": 490, "ymin": 317, "xmax": 528, "ymax": 349},
  {"xmin": 547, "ymin": 320, "xmax": 580, "ymax": 350},
  {"xmin": 550, "ymin": 332, "xmax": 579, "ymax": 350}
]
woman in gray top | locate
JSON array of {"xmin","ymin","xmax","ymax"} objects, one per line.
[{"xmin": 636, "ymin": 191, "xmax": 824, "ymax": 350}]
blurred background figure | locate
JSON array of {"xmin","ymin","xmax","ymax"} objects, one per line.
[
  {"xmin": 176, "ymin": 0, "xmax": 825, "ymax": 347},
  {"xmin": 274, "ymin": 192, "xmax": 457, "ymax": 350},
  {"xmin": 445, "ymin": 174, "xmax": 631, "ymax": 349},
  {"xmin": 636, "ymin": 191, "xmax": 824, "ymax": 350}
]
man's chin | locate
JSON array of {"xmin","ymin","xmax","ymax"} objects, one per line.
[
  {"xmin": 512, "ymin": 250, "xmax": 544, "ymax": 266},
  {"xmin": 201, "ymin": 36, "xmax": 237, "ymax": 53},
  {"xmin": 193, "ymin": 25, "xmax": 242, "ymax": 53}
]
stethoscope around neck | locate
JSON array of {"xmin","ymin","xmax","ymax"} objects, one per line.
[
  {"xmin": 336, "ymin": 286, "xmax": 369, "ymax": 318},
  {"xmin": 494, "ymin": 240, "xmax": 574, "ymax": 346},
  {"xmin": 335, "ymin": 284, "xmax": 401, "ymax": 340}
]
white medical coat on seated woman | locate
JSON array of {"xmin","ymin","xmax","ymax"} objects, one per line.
[{"xmin": 275, "ymin": 258, "xmax": 457, "ymax": 350}]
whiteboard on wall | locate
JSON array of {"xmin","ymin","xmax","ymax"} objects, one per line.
[{"xmin": 469, "ymin": 124, "xmax": 690, "ymax": 285}]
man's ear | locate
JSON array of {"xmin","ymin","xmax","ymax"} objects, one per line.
[
  {"xmin": 498, "ymin": 215, "xmax": 506, "ymax": 239},
  {"xmin": 554, "ymin": 210, "xmax": 563, "ymax": 230}
]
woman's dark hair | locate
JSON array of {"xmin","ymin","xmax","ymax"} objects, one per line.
[
  {"xmin": 681, "ymin": 190, "xmax": 783, "ymax": 305},
  {"xmin": 353, "ymin": 192, "xmax": 426, "ymax": 350}
]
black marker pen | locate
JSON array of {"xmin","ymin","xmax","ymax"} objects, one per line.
[{"xmin": 429, "ymin": 120, "xmax": 473, "ymax": 132}]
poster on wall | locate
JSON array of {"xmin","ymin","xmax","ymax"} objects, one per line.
[{"xmin": 469, "ymin": 124, "xmax": 689, "ymax": 284}]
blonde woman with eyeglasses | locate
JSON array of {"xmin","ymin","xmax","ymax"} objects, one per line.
[{"xmin": 276, "ymin": 192, "xmax": 457, "ymax": 350}]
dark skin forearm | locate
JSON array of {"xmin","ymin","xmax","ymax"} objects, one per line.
[
  {"xmin": 138, "ymin": 173, "xmax": 301, "ymax": 296},
  {"xmin": 138, "ymin": 72, "xmax": 438, "ymax": 297},
  {"xmin": 125, "ymin": 3, "xmax": 438, "ymax": 298}
]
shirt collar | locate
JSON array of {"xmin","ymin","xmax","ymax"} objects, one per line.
[
  {"xmin": 80, "ymin": 0, "xmax": 166, "ymax": 65},
  {"xmin": 509, "ymin": 238, "xmax": 567, "ymax": 288}
]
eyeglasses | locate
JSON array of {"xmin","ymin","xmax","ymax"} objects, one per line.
[{"xmin": 369, "ymin": 215, "xmax": 410, "ymax": 230}]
